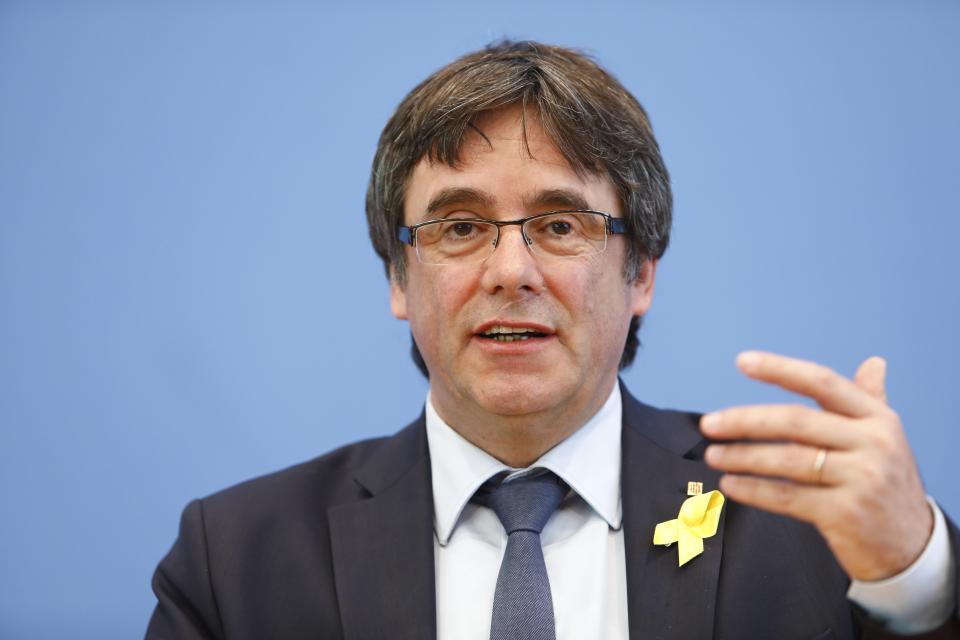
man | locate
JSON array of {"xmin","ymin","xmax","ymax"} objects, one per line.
[{"xmin": 147, "ymin": 41, "xmax": 958, "ymax": 639}]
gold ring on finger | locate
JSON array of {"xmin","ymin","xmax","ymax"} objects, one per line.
[{"xmin": 812, "ymin": 448, "xmax": 828, "ymax": 484}]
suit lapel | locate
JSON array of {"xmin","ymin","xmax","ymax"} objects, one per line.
[
  {"xmin": 621, "ymin": 387, "xmax": 726, "ymax": 640},
  {"xmin": 326, "ymin": 389, "xmax": 727, "ymax": 640},
  {"xmin": 328, "ymin": 418, "xmax": 437, "ymax": 640}
]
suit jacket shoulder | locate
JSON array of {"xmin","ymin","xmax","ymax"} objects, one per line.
[{"xmin": 147, "ymin": 415, "xmax": 434, "ymax": 640}]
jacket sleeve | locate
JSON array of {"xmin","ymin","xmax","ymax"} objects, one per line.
[{"xmin": 146, "ymin": 499, "xmax": 224, "ymax": 640}]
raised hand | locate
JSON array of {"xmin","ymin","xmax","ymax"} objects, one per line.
[{"xmin": 701, "ymin": 351, "xmax": 933, "ymax": 581}]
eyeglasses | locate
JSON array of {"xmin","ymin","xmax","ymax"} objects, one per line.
[{"xmin": 396, "ymin": 210, "xmax": 627, "ymax": 265}]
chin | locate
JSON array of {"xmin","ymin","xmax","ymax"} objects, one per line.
[{"xmin": 470, "ymin": 374, "xmax": 571, "ymax": 417}]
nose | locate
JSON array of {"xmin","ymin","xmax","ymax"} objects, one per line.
[{"xmin": 479, "ymin": 224, "xmax": 546, "ymax": 297}]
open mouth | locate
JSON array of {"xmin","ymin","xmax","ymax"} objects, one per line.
[{"xmin": 477, "ymin": 325, "xmax": 550, "ymax": 342}]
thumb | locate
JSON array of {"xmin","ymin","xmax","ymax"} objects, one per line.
[{"xmin": 855, "ymin": 356, "xmax": 888, "ymax": 404}]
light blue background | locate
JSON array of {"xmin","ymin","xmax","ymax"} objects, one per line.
[{"xmin": 2, "ymin": 1, "xmax": 958, "ymax": 637}]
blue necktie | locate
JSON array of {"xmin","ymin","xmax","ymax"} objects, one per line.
[{"xmin": 475, "ymin": 470, "xmax": 568, "ymax": 640}]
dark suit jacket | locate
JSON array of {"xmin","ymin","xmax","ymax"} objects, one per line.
[{"xmin": 147, "ymin": 387, "xmax": 960, "ymax": 639}]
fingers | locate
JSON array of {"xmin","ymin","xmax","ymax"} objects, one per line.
[
  {"xmin": 717, "ymin": 474, "xmax": 830, "ymax": 525},
  {"xmin": 705, "ymin": 442, "xmax": 846, "ymax": 485},
  {"xmin": 854, "ymin": 356, "xmax": 888, "ymax": 404},
  {"xmin": 704, "ymin": 352, "xmax": 935, "ymax": 581},
  {"xmin": 736, "ymin": 351, "xmax": 883, "ymax": 418},
  {"xmin": 701, "ymin": 404, "xmax": 859, "ymax": 450}
]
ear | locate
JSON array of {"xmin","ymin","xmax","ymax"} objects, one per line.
[
  {"xmin": 389, "ymin": 265, "xmax": 408, "ymax": 320},
  {"xmin": 629, "ymin": 259, "xmax": 657, "ymax": 316}
]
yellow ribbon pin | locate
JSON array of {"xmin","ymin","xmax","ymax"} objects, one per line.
[{"xmin": 653, "ymin": 490, "xmax": 725, "ymax": 566}]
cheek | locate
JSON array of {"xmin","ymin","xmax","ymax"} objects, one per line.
[
  {"xmin": 427, "ymin": 269, "xmax": 477, "ymax": 316},
  {"xmin": 551, "ymin": 259, "xmax": 618, "ymax": 315},
  {"xmin": 552, "ymin": 263, "xmax": 633, "ymax": 349},
  {"xmin": 406, "ymin": 270, "xmax": 477, "ymax": 347}
]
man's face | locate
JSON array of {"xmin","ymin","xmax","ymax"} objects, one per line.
[{"xmin": 391, "ymin": 106, "xmax": 656, "ymax": 427}]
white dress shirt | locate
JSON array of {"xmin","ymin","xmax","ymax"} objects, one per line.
[{"xmin": 425, "ymin": 385, "xmax": 954, "ymax": 639}]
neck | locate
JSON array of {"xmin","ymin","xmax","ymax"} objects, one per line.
[{"xmin": 430, "ymin": 379, "xmax": 617, "ymax": 468}]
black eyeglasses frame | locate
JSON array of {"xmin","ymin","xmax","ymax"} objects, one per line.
[{"xmin": 396, "ymin": 210, "xmax": 627, "ymax": 250}]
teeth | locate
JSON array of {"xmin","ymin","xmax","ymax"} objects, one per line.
[
  {"xmin": 479, "ymin": 325, "xmax": 547, "ymax": 342},
  {"xmin": 493, "ymin": 334, "xmax": 530, "ymax": 342},
  {"xmin": 483, "ymin": 325, "xmax": 537, "ymax": 336}
]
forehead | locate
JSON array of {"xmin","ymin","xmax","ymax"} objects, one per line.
[{"xmin": 403, "ymin": 106, "xmax": 620, "ymax": 223}]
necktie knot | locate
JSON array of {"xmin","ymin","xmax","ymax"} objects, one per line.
[{"xmin": 476, "ymin": 470, "xmax": 568, "ymax": 534}]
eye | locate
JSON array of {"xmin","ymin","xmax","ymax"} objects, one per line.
[
  {"xmin": 549, "ymin": 220, "xmax": 572, "ymax": 235},
  {"xmin": 450, "ymin": 222, "xmax": 476, "ymax": 237}
]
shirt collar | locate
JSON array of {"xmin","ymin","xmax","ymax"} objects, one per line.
[{"xmin": 425, "ymin": 384, "xmax": 623, "ymax": 546}]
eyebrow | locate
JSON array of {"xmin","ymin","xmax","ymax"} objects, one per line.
[
  {"xmin": 523, "ymin": 189, "xmax": 592, "ymax": 212},
  {"xmin": 421, "ymin": 186, "xmax": 594, "ymax": 220},
  {"xmin": 425, "ymin": 187, "xmax": 495, "ymax": 218}
]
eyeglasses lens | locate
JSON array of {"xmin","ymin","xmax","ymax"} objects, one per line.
[{"xmin": 415, "ymin": 212, "xmax": 609, "ymax": 265}]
